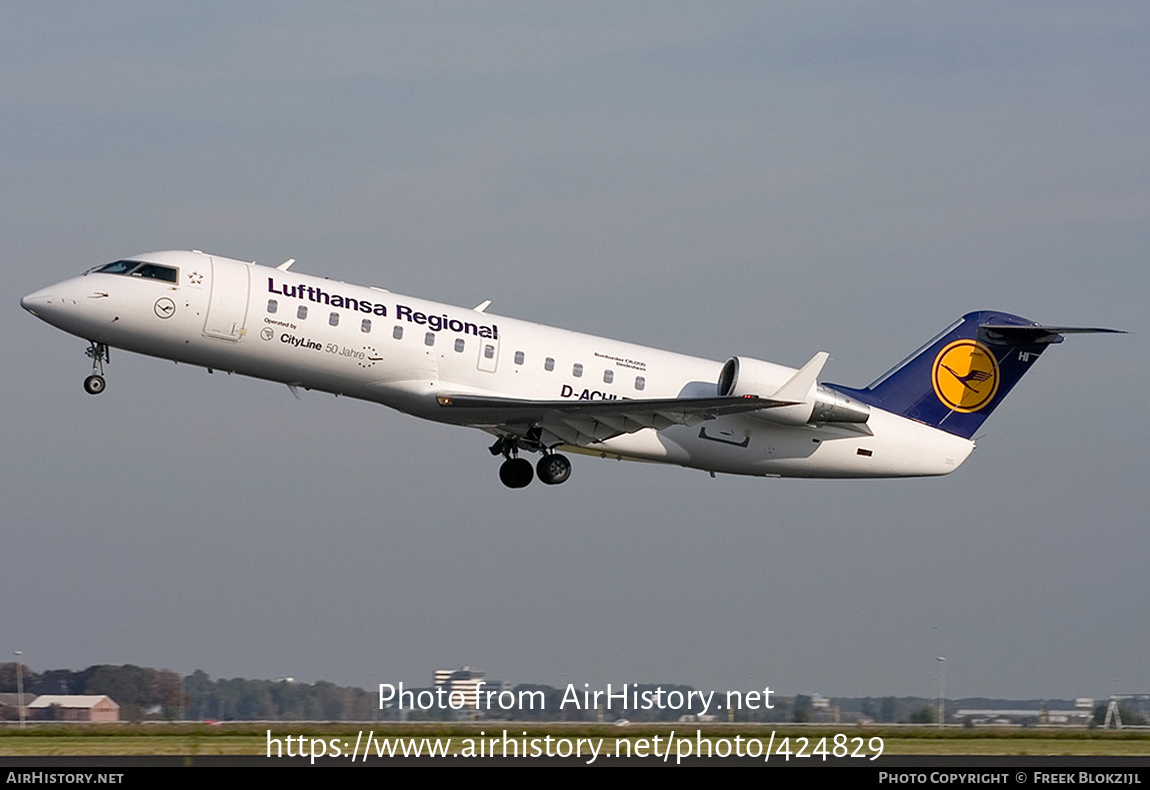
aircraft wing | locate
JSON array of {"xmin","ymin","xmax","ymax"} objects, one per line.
[{"xmin": 435, "ymin": 393, "xmax": 788, "ymax": 447}]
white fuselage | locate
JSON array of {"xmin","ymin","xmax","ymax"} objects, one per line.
[{"xmin": 21, "ymin": 250, "xmax": 974, "ymax": 479}]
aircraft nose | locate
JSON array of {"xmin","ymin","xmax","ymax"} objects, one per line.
[
  {"xmin": 20, "ymin": 287, "xmax": 55, "ymax": 315},
  {"xmin": 21, "ymin": 280, "xmax": 90, "ymax": 326}
]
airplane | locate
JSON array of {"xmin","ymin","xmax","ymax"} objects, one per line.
[{"xmin": 20, "ymin": 250, "xmax": 1122, "ymax": 488}]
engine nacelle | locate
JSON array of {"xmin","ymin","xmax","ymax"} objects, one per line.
[{"xmin": 718, "ymin": 356, "xmax": 870, "ymax": 426}]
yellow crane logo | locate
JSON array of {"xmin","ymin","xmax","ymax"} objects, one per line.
[{"xmin": 932, "ymin": 339, "xmax": 1000, "ymax": 413}]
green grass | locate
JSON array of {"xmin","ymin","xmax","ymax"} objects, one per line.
[{"xmin": 1, "ymin": 723, "xmax": 1148, "ymax": 757}]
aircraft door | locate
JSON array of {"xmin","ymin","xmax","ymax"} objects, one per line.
[
  {"xmin": 203, "ymin": 257, "xmax": 251, "ymax": 341},
  {"xmin": 477, "ymin": 336, "xmax": 499, "ymax": 372}
]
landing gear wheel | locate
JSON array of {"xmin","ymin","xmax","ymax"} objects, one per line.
[
  {"xmin": 83, "ymin": 375, "xmax": 106, "ymax": 395},
  {"xmin": 83, "ymin": 342, "xmax": 109, "ymax": 394},
  {"xmin": 536, "ymin": 453, "xmax": 572, "ymax": 485},
  {"xmin": 499, "ymin": 458, "xmax": 534, "ymax": 488}
]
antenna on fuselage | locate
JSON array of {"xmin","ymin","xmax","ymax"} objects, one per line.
[{"xmin": 277, "ymin": 258, "xmax": 296, "ymax": 271}]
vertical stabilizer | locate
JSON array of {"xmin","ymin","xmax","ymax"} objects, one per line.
[{"xmin": 828, "ymin": 311, "xmax": 1119, "ymax": 439}]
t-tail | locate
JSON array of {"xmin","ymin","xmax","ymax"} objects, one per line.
[{"xmin": 829, "ymin": 311, "xmax": 1123, "ymax": 440}]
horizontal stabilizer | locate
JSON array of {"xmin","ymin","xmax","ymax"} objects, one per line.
[{"xmin": 980, "ymin": 323, "xmax": 1126, "ymax": 345}]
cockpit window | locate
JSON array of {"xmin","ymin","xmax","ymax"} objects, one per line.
[
  {"xmin": 131, "ymin": 263, "xmax": 178, "ymax": 283},
  {"xmin": 92, "ymin": 260, "xmax": 179, "ymax": 283}
]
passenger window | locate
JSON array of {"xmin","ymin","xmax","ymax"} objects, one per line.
[
  {"xmin": 514, "ymin": 351, "xmax": 525, "ymax": 365},
  {"xmin": 484, "ymin": 344, "xmax": 495, "ymax": 359},
  {"xmin": 635, "ymin": 376, "xmax": 646, "ymax": 391},
  {"xmin": 329, "ymin": 312, "xmax": 339, "ymax": 327},
  {"xmin": 425, "ymin": 332, "xmax": 436, "ymax": 346},
  {"xmin": 267, "ymin": 299, "xmax": 278, "ymax": 314},
  {"xmin": 603, "ymin": 369, "xmax": 613, "ymax": 384},
  {"xmin": 297, "ymin": 305, "xmax": 308, "ymax": 320},
  {"xmin": 393, "ymin": 325, "xmax": 403, "ymax": 340},
  {"xmin": 573, "ymin": 363, "xmax": 583, "ymax": 377},
  {"xmin": 454, "ymin": 338, "xmax": 465, "ymax": 353},
  {"xmin": 361, "ymin": 319, "xmax": 371, "ymax": 333},
  {"xmin": 544, "ymin": 357, "xmax": 555, "ymax": 372}
]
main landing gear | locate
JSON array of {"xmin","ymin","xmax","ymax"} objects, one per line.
[
  {"xmin": 499, "ymin": 457, "xmax": 534, "ymax": 489},
  {"xmin": 535, "ymin": 453, "xmax": 572, "ymax": 485},
  {"xmin": 83, "ymin": 342, "xmax": 109, "ymax": 395},
  {"xmin": 490, "ymin": 437, "xmax": 572, "ymax": 489}
]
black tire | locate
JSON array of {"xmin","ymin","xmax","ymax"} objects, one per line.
[
  {"xmin": 83, "ymin": 375, "xmax": 106, "ymax": 395},
  {"xmin": 536, "ymin": 454, "xmax": 572, "ymax": 485},
  {"xmin": 499, "ymin": 458, "xmax": 534, "ymax": 488}
]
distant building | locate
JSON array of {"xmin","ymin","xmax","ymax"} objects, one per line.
[
  {"xmin": 952, "ymin": 707, "xmax": 1093, "ymax": 726},
  {"xmin": 434, "ymin": 667, "xmax": 502, "ymax": 716},
  {"xmin": 809, "ymin": 695, "xmax": 841, "ymax": 723},
  {"xmin": 27, "ymin": 695, "xmax": 120, "ymax": 722}
]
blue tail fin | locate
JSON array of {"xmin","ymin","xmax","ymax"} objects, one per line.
[{"xmin": 829, "ymin": 311, "xmax": 1118, "ymax": 439}]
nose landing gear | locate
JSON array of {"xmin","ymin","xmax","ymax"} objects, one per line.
[{"xmin": 83, "ymin": 342, "xmax": 109, "ymax": 395}]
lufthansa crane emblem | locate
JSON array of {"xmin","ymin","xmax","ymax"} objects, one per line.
[{"xmin": 932, "ymin": 339, "xmax": 1000, "ymax": 413}]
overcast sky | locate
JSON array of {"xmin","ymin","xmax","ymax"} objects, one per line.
[{"xmin": 3, "ymin": 2, "xmax": 1147, "ymax": 703}]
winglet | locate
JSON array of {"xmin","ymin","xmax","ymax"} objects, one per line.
[
  {"xmin": 773, "ymin": 351, "xmax": 829, "ymax": 403},
  {"xmin": 277, "ymin": 258, "xmax": 296, "ymax": 271},
  {"xmin": 473, "ymin": 300, "xmax": 491, "ymax": 313}
]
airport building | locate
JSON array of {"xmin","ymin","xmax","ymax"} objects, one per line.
[
  {"xmin": 26, "ymin": 695, "xmax": 121, "ymax": 722},
  {"xmin": 434, "ymin": 667, "xmax": 502, "ymax": 718}
]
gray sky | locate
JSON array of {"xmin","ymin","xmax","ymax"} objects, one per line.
[{"xmin": 3, "ymin": 2, "xmax": 1147, "ymax": 702}]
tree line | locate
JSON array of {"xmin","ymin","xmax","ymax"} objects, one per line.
[
  {"xmin": 0, "ymin": 662, "xmax": 374, "ymax": 721},
  {"xmin": 6, "ymin": 663, "xmax": 1136, "ymax": 724}
]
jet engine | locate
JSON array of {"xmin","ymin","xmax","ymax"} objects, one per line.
[{"xmin": 718, "ymin": 356, "xmax": 870, "ymax": 426}]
